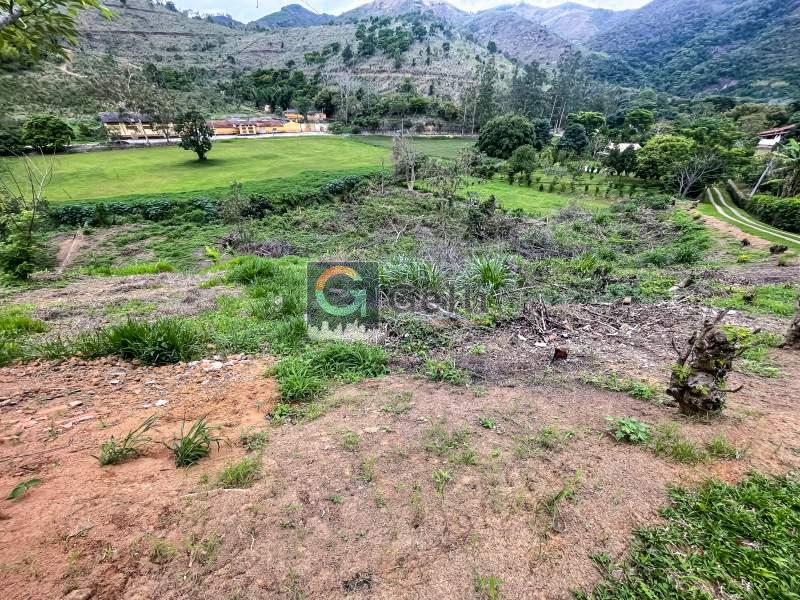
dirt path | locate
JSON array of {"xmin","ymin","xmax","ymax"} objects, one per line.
[
  {"xmin": 1, "ymin": 349, "xmax": 799, "ymax": 600},
  {"xmin": 56, "ymin": 231, "xmax": 87, "ymax": 273}
]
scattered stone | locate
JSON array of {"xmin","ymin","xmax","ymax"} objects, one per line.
[
  {"xmin": 144, "ymin": 380, "xmax": 157, "ymax": 386},
  {"xmin": 552, "ymin": 348, "xmax": 569, "ymax": 362},
  {"xmin": 202, "ymin": 361, "xmax": 224, "ymax": 372},
  {"xmin": 64, "ymin": 589, "xmax": 94, "ymax": 600},
  {"xmin": 154, "ymin": 399, "xmax": 169, "ymax": 407},
  {"xmin": 68, "ymin": 400, "xmax": 83, "ymax": 409},
  {"xmin": 109, "ymin": 380, "xmax": 122, "ymax": 385},
  {"xmin": 622, "ymin": 296, "xmax": 632, "ymax": 306}
]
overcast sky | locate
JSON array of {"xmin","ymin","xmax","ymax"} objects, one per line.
[{"xmin": 173, "ymin": 0, "xmax": 652, "ymax": 22}]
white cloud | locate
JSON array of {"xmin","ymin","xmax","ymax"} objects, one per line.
[{"xmin": 172, "ymin": 0, "xmax": 651, "ymax": 21}]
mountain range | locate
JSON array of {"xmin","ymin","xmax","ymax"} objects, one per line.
[{"xmin": 238, "ymin": 0, "xmax": 799, "ymax": 98}]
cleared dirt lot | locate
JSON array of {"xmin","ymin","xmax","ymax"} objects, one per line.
[{"xmin": 1, "ymin": 347, "xmax": 798, "ymax": 599}]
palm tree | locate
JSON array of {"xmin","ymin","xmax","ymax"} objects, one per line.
[{"xmin": 774, "ymin": 139, "xmax": 800, "ymax": 197}]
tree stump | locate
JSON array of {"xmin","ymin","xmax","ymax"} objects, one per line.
[
  {"xmin": 786, "ymin": 298, "xmax": 800, "ymax": 350},
  {"xmin": 667, "ymin": 312, "xmax": 740, "ymax": 415}
]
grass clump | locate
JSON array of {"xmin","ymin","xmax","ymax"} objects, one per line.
[
  {"xmin": 474, "ymin": 574, "xmax": 503, "ymax": 599},
  {"xmin": 240, "ymin": 428, "xmax": 269, "ymax": 452},
  {"xmin": 166, "ymin": 417, "xmax": 223, "ymax": 467},
  {"xmin": 272, "ymin": 356, "xmax": 328, "ymax": 403},
  {"xmin": 269, "ymin": 342, "xmax": 389, "ymax": 403},
  {"xmin": 0, "ymin": 306, "xmax": 46, "ymax": 336},
  {"xmin": 649, "ymin": 422, "xmax": 705, "ymax": 464},
  {"xmin": 579, "ymin": 474, "xmax": 800, "ymax": 599},
  {"xmin": 216, "ymin": 456, "xmax": 261, "ymax": 488},
  {"xmin": 710, "ymin": 284, "xmax": 798, "ymax": 317},
  {"xmin": 149, "ymin": 538, "xmax": 178, "ymax": 564},
  {"xmin": 97, "ymin": 415, "xmax": 157, "ymax": 466},
  {"xmin": 76, "ymin": 318, "xmax": 206, "ymax": 365},
  {"xmin": 704, "ymin": 435, "xmax": 742, "ymax": 460},
  {"xmin": 88, "ymin": 261, "xmax": 175, "ymax": 277},
  {"xmin": 516, "ymin": 426, "xmax": 574, "ymax": 457},
  {"xmin": 423, "ymin": 357, "xmax": 469, "ymax": 385},
  {"xmin": 340, "ymin": 430, "xmax": 361, "ymax": 452},
  {"xmin": 423, "ymin": 420, "xmax": 470, "ymax": 456},
  {"xmin": 585, "ymin": 372, "xmax": 663, "ymax": 403}
]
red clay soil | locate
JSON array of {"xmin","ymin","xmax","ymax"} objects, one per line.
[{"xmin": 1, "ymin": 348, "xmax": 799, "ymax": 600}]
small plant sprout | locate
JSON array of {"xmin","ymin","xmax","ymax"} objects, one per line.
[
  {"xmin": 606, "ymin": 417, "xmax": 651, "ymax": 444},
  {"xmin": 433, "ymin": 469, "xmax": 452, "ymax": 497},
  {"xmin": 166, "ymin": 417, "xmax": 224, "ymax": 467},
  {"xmin": 479, "ymin": 416, "xmax": 496, "ymax": 430},
  {"xmin": 475, "ymin": 573, "xmax": 504, "ymax": 599},
  {"xmin": 7, "ymin": 478, "xmax": 42, "ymax": 500},
  {"xmin": 97, "ymin": 415, "xmax": 157, "ymax": 466}
]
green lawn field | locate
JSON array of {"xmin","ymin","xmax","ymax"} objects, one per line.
[
  {"xmin": 466, "ymin": 177, "xmax": 612, "ymax": 214},
  {"xmin": 3, "ymin": 136, "xmax": 390, "ymax": 203},
  {"xmin": 352, "ymin": 135, "xmax": 476, "ymax": 160}
]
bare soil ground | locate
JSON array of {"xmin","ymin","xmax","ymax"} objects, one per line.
[
  {"xmin": 1, "ymin": 344, "xmax": 798, "ymax": 599},
  {"xmin": 7, "ymin": 273, "xmax": 234, "ymax": 338}
]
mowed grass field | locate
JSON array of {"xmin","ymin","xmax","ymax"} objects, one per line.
[
  {"xmin": 4, "ymin": 136, "xmax": 390, "ymax": 203},
  {"xmin": 466, "ymin": 178, "xmax": 612, "ymax": 214},
  {"xmin": 352, "ymin": 135, "xmax": 476, "ymax": 160}
]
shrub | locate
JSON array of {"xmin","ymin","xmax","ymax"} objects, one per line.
[{"xmin": 746, "ymin": 194, "xmax": 800, "ymax": 234}]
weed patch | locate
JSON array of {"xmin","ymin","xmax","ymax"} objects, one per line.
[
  {"xmin": 166, "ymin": 418, "xmax": 223, "ymax": 467},
  {"xmin": 579, "ymin": 474, "xmax": 800, "ymax": 599},
  {"xmin": 97, "ymin": 415, "xmax": 157, "ymax": 466},
  {"xmin": 216, "ymin": 456, "xmax": 261, "ymax": 488}
]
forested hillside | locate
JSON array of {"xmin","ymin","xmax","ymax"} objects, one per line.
[{"xmin": 589, "ymin": 0, "xmax": 800, "ymax": 98}]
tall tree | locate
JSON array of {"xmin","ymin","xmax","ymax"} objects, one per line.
[
  {"xmin": 774, "ymin": 139, "xmax": 800, "ymax": 198},
  {"xmin": 557, "ymin": 123, "xmax": 589, "ymax": 157},
  {"xmin": 176, "ymin": 111, "xmax": 214, "ymax": 161},
  {"xmin": 507, "ymin": 62, "xmax": 548, "ymax": 120},
  {"xmin": 475, "ymin": 59, "xmax": 499, "ymax": 129}
]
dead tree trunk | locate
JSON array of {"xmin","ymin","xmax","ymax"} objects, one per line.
[
  {"xmin": 786, "ymin": 298, "xmax": 800, "ymax": 349},
  {"xmin": 667, "ymin": 311, "xmax": 742, "ymax": 415}
]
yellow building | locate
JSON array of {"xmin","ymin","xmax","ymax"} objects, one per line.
[
  {"xmin": 100, "ymin": 112, "xmax": 175, "ymax": 140},
  {"xmin": 207, "ymin": 118, "xmax": 302, "ymax": 136}
]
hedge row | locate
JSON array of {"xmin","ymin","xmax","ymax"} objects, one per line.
[
  {"xmin": 727, "ymin": 181, "xmax": 800, "ymax": 234},
  {"xmin": 746, "ymin": 195, "xmax": 800, "ymax": 234},
  {"xmin": 48, "ymin": 175, "xmax": 367, "ymax": 227}
]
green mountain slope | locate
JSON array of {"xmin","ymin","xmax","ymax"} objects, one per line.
[{"xmin": 589, "ymin": 0, "xmax": 800, "ymax": 98}]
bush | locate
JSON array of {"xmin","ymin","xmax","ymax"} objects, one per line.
[
  {"xmin": 0, "ymin": 233, "xmax": 50, "ymax": 279},
  {"xmin": 21, "ymin": 114, "xmax": 73, "ymax": 152},
  {"xmin": 746, "ymin": 194, "xmax": 800, "ymax": 233},
  {"xmin": 477, "ymin": 114, "xmax": 536, "ymax": 159}
]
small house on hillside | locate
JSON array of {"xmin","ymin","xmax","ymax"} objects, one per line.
[
  {"xmin": 100, "ymin": 112, "xmax": 175, "ymax": 140},
  {"xmin": 598, "ymin": 142, "xmax": 641, "ymax": 157},
  {"xmin": 757, "ymin": 124, "xmax": 798, "ymax": 153},
  {"xmin": 284, "ymin": 109, "xmax": 303, "ymax": 122}
]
